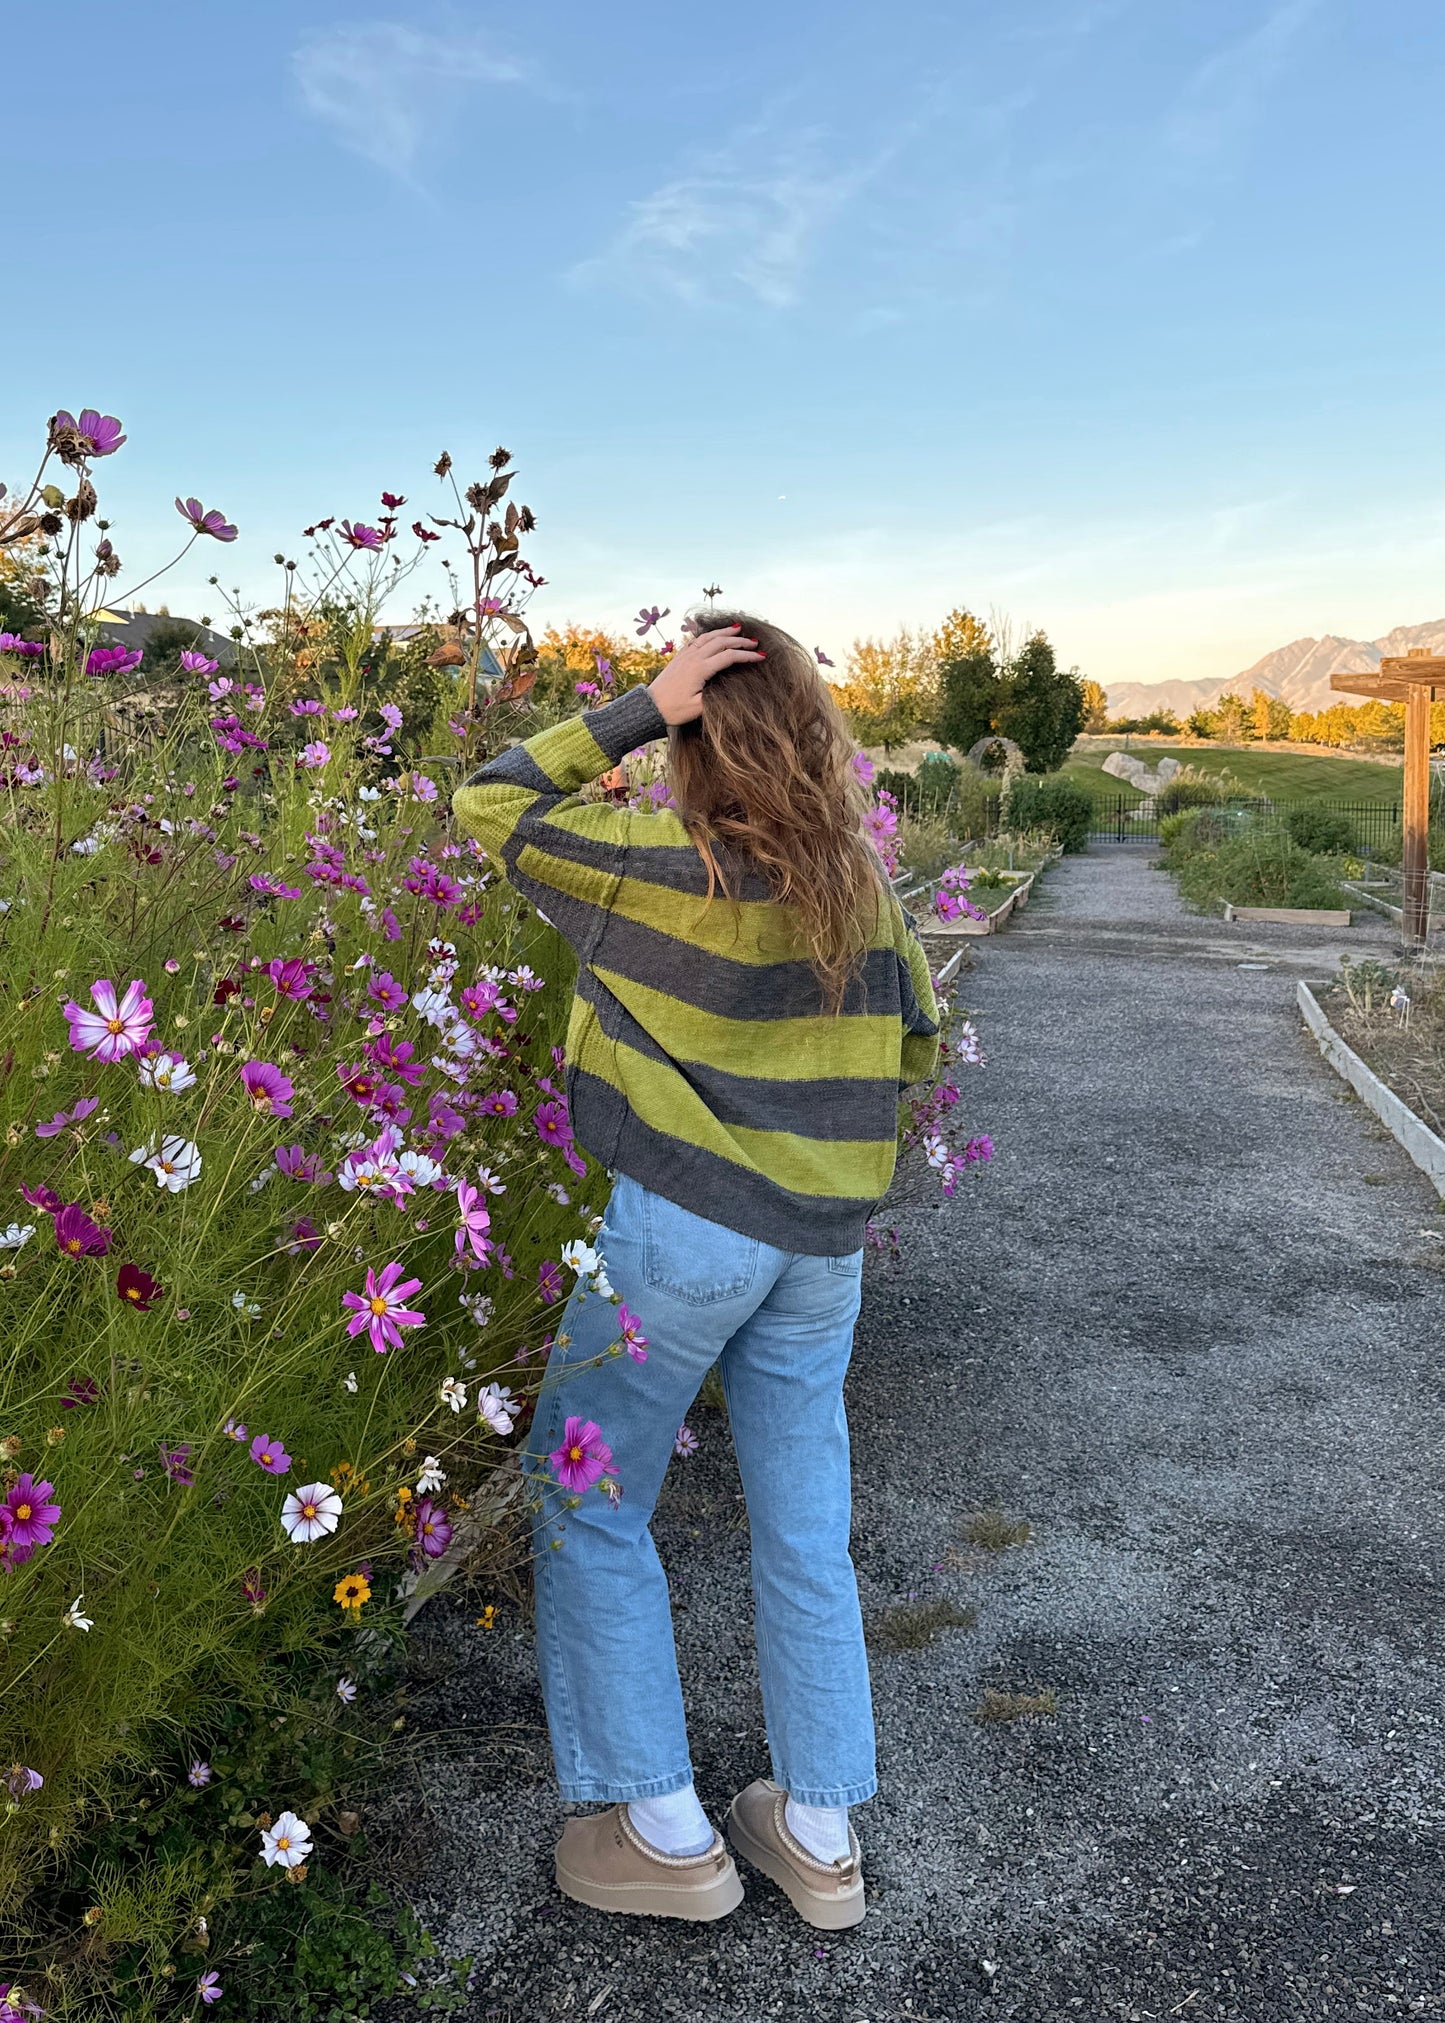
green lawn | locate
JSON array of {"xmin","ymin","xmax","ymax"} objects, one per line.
[{"xmin": 1060, "ymin": 740, "xmax": 1405, "ymax": 807}]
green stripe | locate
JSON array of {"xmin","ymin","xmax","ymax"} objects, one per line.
[{"xmin": 590, "ymin": 965, "xmax": 903, "ymax": 1078}]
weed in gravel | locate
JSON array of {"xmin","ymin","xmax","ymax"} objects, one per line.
[
  {"xmin": 867, "ymin": 1599, "xmax": 977, "ymax": 1651},
  {"xmin": 974, "ymin": 1686, "xmax": 1059, "ymax": 1723},
  {"xmin": 963, "ymin": 1506, "xmax": 1034, "ymax": 1549}
]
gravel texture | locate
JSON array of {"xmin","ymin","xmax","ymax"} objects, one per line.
[{"xmin": 385, "ymin": 847, "xmax": 1445, "ymax": 2021}]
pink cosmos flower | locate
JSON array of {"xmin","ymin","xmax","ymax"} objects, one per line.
[
  {"xmin": 4, "ymin": 1474, "xmax": 61, "ymax": 1554},
  {"xmin": 342, "ymin": 1261, "xmax": 426, "ymax": 1353},
  {"xmin": 413, "ymin": 1498, "xmax": 453, "ymax": 1559},
  {"xmin": 159, "ymin": 1442, "xmax": 194, "ymax": 1486},
  {"xmin": 175, "ymin": 496, "xmax": 238, "ymax": 542},
  {"xmin": 367, "ymin": 970, "xmax": 408, "ymax": 1012},
  {"xmin": 617, "ymin": 1305, "xmax": 649, "ymax": 1363},
  {"xmin": 275, "ymin": 1144, "xmax": 330, "ymax": 1184},
  {"xmin": 250, "ymin": 873, "xmax": 302, "ymax": 899},
  {"xmin": 534, "ymin": 1100, "xmax": 571, "ymax": 1148},
  {"xmin": 285, "ymin": 1216, "xmax": 322, "ymax": 1255},
  {"xmin": 188, "ymin": 1759, "xmax": 212, "ymax": 1788},
  {"xmin": 63, "ymin": 978, "xmax": 154, "ymax": 1061},
  {"xmin": 239, "ymin": 1060, "xmax": 294, "ymax": 1119},
  {"xmin": 180, "ymin": 649, "xmax": 220, "ymax": 675},
  {"xmin": 674, "ymin": 1425, "xmax": 700, "ymax": 1459},
  {"xmin": 537, "ymin": 1259, "xmax": 563, "ymax": 1305},
  {"xmin": 266, "ymin": 957, "xmax": 313, "ymax": 1000},
  {"xmin": 54, "ymin": 1204, "xmax": 111, "ymax": 1259},
  {"xmin": 22, "ymin": 1184, "xmax": 63, "ymax": 1215},
  {"xmin": 49, "ymin": 407, "xmax": 126, "ymax": 459},
  {"xmin": 298, "ymin": 740, "xmax": 330, "ymax": 769},
  {"xmin": 198, "ymin": 1971, "xmax": 223, "ymax": 2006},
  {"xmin": 480, "ymin": 1089, "xmax": 518, "ymax": 1118},
  {"xmin": 35, "ymin": 1096, "xmax": 99, "ymax": 1138},
  {"xmin": 339, "ymin": 520, "xmax": 384, "ymax": 550},
  {"xmin": 454, "ymin": 1180, "xmax": 492, "ymax": 1265},
  {"xmin": 249, "ymin": 1433, "xmax": 291, "ymax": 1475},
  {"xmin": 549, "ymin": 1417, "xmax": 614, "ymax": 1493},
  {"xmin": 816, "ymin": 646, "xmax": 835, "ymax": 667}
]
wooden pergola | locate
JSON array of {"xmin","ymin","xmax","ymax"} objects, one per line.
[{"xmin": 1330, "ymin": 648, "xmax": 1441, "ymax": 950}]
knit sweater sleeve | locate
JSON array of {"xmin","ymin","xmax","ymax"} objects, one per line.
[
  {"xmin": 451, "ymin": 687, "xmax": 671, "ymax": 923},
  {"xmin": 893, "ymin": 896, "xmax": 941, "ymax": 1089}
]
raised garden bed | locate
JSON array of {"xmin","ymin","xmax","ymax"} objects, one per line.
[
  {"xmin": 1223, "ymin": 902, "xmax": 1353, "ymax": 926},
  {"xmin": 1298, "ymin": 981, "xmax": 1445, "ymax": 1196}
]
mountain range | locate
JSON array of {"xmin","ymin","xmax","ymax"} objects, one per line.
[{"xmin": 1104, "ymin": 618, "xmax": 1445, "ymax": 721}]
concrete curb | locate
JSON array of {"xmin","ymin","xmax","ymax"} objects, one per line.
[{"xmin": 1297, "ymin": 980, "xmax": 1445, "ymax": 1197}]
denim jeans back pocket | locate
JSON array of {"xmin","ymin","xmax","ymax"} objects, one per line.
[
  {"xmin": 640, "ymin": 1187, "xmax": 760, "ymax": 1305},
  {"xmin": 827, "ymin": 1251, "xmax": 863, "ymax": 1278}
]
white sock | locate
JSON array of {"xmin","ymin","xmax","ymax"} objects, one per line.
[
  {"xmin": 627, "ymin": 1783, "xmax": 714, "ymax": 1858},
  {"xmin": 785, "ymin": 1796, "xmax": 852, "ymax": 1863}
]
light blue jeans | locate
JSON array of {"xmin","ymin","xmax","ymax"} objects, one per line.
[{"xmin": 527, "ymin": 1173, "xmax": 876, "ymax": 1808}]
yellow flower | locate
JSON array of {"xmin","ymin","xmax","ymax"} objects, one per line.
[
  {"xmin": 393, "ymin": 1486, "xmax": 414, "ymax": 1528},
  {"xmin": 476, "ymin": 1605, "xmax": 497, "ymax": 1631},
  {"xmin": 333, "ymin": 1573, "xmax": 371, "ymax": 1613}
]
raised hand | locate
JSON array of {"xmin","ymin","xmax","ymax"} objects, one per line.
[{"xmin": 646, "ymin": 625, "xmax": 763, "ymax": 726}]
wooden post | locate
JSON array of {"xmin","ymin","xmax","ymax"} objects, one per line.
[{"xmin": 1403, "ymin": 655, "xmax": 1432, "ymax": 950}]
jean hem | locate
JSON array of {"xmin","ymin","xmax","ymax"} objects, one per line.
[
  {"xmin": 773, "ymin": 1774, "xmax": 877, "ymax": 1807},
  {"xmin": 557, "ymin": 1766, "xmax": 697, "ymax": 1805}
]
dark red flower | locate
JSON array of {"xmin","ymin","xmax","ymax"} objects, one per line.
[
  {"xmin": 117, "ymin": 1262, "xmax": 163, "ymax": 1311},
  {"xmin": 380, "ymin": 492, "xmax": 406, "ymax": 510}
]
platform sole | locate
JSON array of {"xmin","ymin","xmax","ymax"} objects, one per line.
[
  {"xmin": 726, "ymin": 1802, "xmax": 866, "ymax": 1929},
  {"xmin": 555, "ymin": 1850, "xmax": 744, "ymax": 1921}
]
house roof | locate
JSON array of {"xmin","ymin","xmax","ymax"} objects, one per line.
[{"xmin": 94, "ymin": 607, "xmax": 240, "ymax": 667}]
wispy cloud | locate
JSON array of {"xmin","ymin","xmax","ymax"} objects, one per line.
[
  {"xmin": 569, "ymin": 131, "xmax": 889, "ymax": 309},
  {"xmin": 292, "ymin": 22, "xmax": 536, "ymax": 173},
  {"xmin": 1164, "ymin": 0, "xmax": 1322, "ymax": 163}
]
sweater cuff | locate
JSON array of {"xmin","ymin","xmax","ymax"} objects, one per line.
[{"xmin": 581, "ymin": 685, "xmax": 668, "ymax": 763}]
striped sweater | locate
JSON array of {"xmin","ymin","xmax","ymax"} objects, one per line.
[{"xmin": 452, "ymin": 685, "xmax": 940, "ymax": 1254}]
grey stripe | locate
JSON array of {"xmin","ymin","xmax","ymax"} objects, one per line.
[
  {"xmin": 526, "ymin": 818, "xmax": 774, "ymax": 903},
  {"xmin": 583, "ymin": 686, "xmax": 668, "ymax": 762},
  {"xmin": 575, "ymin": 969, "xmax": 900, "ymax": 1141},
  {"xmin": 593, "ymin": 910, "xmax": 902, "ymax": 1021},
  {"xmin": 569, "ymin": 1067, "xmax": 885, "ymax": 1255},
  {"xmin": 463, "ymin": 745, "xmax": 555, "ymax": 794}
]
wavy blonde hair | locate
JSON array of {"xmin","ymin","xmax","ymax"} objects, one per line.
[{"xmin": 666, "ymin": 609, "xmax": 883, "ymax": 1011}]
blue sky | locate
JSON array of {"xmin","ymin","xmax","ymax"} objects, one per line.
[{"xmin": 7, "ymin": 0, "xmax": 1443, "ymax": 689}]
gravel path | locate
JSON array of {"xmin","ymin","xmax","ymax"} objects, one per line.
[{"xmin": 388, "ymin": 847, "xmax": 1445, "ymax": 2021}]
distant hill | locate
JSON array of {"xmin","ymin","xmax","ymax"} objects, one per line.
[{"xmin": 1106, "ymin": 618, "xmax": 1445, "ymax": 720}]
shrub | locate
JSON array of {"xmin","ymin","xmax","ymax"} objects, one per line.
[
  {"xmin": 1284, "ymin": 805, "xmax": 1359, "ymax": 855},
  {"xmin": 1172, "ymin": 827, "xmax": 1348, "ymax": 912},
  {"xmin": 1000, "ymin": 775, "xmax": 1093, "ymax": 853},
  {"xmin": 1155, "ymin": 775, "xmax": 1226, "ymax": 818}
]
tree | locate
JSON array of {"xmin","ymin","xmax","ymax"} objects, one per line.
[
  {"xmin": 934, "ymin": 608, "xmax": 999, "ymax": 754},
  {"xmin": 1213, "ymin": 692, "xmax": 1252, "ymax": 743},
  {"xmin": 1249, "ymin": 688, "xmax": 1292, "ymax": 741},
  {"xmin": 1079, "ymin": 679, "xmax": 1109, "ymax": 732},
  {"xmin": 1186, "ymin": 705, "xmax": 1219, "ymax": 738},
  {"xmin": 996, "ymin": 632, "xmax": 1086, "ymax": 773},
  {"xmin": 531, "ymin": 623, "xmax": 665, "ymax": 715},
  {"xmin": 830, "ymin": 627, "xmax": 935, "ymax": 750}
]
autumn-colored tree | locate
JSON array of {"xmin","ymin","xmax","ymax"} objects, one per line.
[
  {"xmin": 1250, "ymin": 688, "xmax": 1293, "ymax": 741},
  {"xmin": 531, "ymin": 623, "xmax": 666, "ymax": 715},
  {"xmin": 1079, "ymin": 679, "xmax": 1109, "ymax": 732},
  {"xmin": 829, "ymin": 627, "xmax": 936, "ymax": 750}
]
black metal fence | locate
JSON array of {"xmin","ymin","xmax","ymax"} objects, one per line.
[{"xmin": 1086, "ymin": 795, "xmax": 1402, "ymax": 853}]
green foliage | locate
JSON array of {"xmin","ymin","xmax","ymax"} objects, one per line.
[
  {"xmin": 995, "ymin": 634, "xmax": 1084, "ymax": 771},
  {"xmin": 1000, "ymin": 774, "xmax": 1093, "ymax": 853},
  {"xmin": 1373, "ymin": 777, "xmax": 1445, "ymax": 869},
  {"xmin": 1284, "ymin": 804, "xmax": 1359, "ymax": 855},
  {"xmin": 935, "ymin": 612, "xmax": 999, "ymax": 755},
  {"xmin": 1105, "ymin": 709, "xmax": 1180, "ymax": 736},
  {"xmin": 897, "ymin": 811, "xmax": 963, "ymax": 880},
  {"xmin": 1155, "ymin": 775, "xmax": 1227, "ymax": 818},
  {"xmin": 1163, "ymin": 810, "xmax": 1349, "ymax": 911}
]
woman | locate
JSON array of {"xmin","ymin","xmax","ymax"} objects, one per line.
[{"xmin": 453, "ymin": 612, "xmax": 940, "ymax": 1930}]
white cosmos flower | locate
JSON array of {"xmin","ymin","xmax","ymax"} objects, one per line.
[
  {"xmin": 398, "ymin": 1151, "xmax": 444, "ymax": 1188},
  {"xmin": 342, "ymin": 1370, "xmax": 359, "ymax": 1393},
  {"xmin": 460, "ymin": 1293, "xmax": 493, "ymax": 1329},
  {"xmin": 130, "ymin": 1135, "xmax": 203, "ymax": 1191},
  {"xmin": 410, "ymin": 986, "xmax": 452, "ymax": 1027},
  {"xmin": 260, "ymin": 1810, "xmax": 313, "ymax": 1868},
  {"xmin": 439, "ymin": 1376, "xmax": 467, "ymax": 1414},
  {"xmin": 335, "ymin": 1677, "xmax": 357, "ymax": 1705},
  {"xmin": 358, "ymin": 785, "xmax": 380, "ymax": 802},
  {"xmin": 474, "ymin": 1167, "xmax": 506, "ymax": 1195},
  {"xmin": 0, "ymin": 1224, "xmax": 35, "ymax": 1250},
  {"xmin": 281, "ymin": 1482, "xmax": 343, "ymax": 1544},
  {"xmin": 63, "ymin": 1595, "xmax": 94, "ymax": 1631},
  {"xmin": 477, "ymin": 1383, "xmax": 517, "ymax": 1436},
  {"xmin": 138, "ymin": 1052, "xmax": 197, "ymax": 1093},
  {"xmin": 560, "ymin": 1240, "xmax": 600, "ymax": 1279},
  {"xmin": 416, "ymin": 1455, "xmax": 447, "ymax": 1495}
]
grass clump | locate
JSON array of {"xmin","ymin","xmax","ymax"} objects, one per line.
[
  {"xmin": 1161, "ymin": 807, "xmax": 1349, "ymax": 912},
  {"xmin": 962, "ymin": 1507, "xmax": 1033, "ymax": 1549},
  {"xmin": 973, "ymin": 1686, "xmax": 1059, "ymax": 1724},
  {"xmin": 867, "ymin": 1598, "xmax": 977, "ymax": 1652}
]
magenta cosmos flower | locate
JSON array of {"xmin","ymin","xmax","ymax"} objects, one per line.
[
  {"xmin": 454, "ymin": 1180, "xmax": 491, "ymax": 1265},
  {"xmin": 175, "ymin": 496, "xmax": 238, "ymax": 542},
  {"xmin": 5, "ymin": 1475, "xmax": 61, "ymax": 1554},
  {"xmin": 413, "ymin": 1498, "xmax": 453, "ymax": 1559},
  {"xmin": 55, "ymin": 1204, "xmax": 111, "ymax": 1259},
  {"xmin": 534, "ymin": 1100, "xmax": 571, "ymax": 1148},
  {"xmin": 338, "ymin": 519, "xmax": 384, "ymax": 550},
  {"xmin": 239, "ymin": 1060, "xmax": 294, "ymax": 1119},
  {"xmin": 342, "ymin": 1262, "xmax": 426, "ymax": 1354},
  {"xmin": 85, "ymin": 644, "xmax": 144, "ymax": 678},
  {"xmin": 617, "ymin": 1305, "xmax": 649, "ymax": 1363},
  {"xmin": 179, "ymin": 649, "xmax": 220, "ymax": 675},
  {"xmin": 549, "ymin": 1417, "xmax": 613, "ymax": 1494},
  {"xmin": 63, "ymin": 978, "xmax": 154, "ymax": 1062},
  {"xmin": 249, "ymin": 1433, "xmax": 291, "ymax": 1475},
  {"xmin": 49, "ymin": 407, "xmax": 126, "ymax": 461}
]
